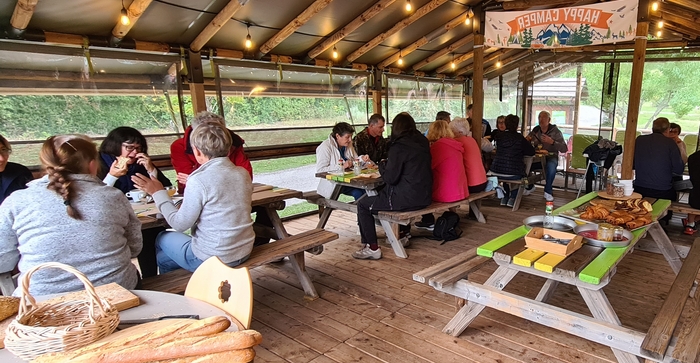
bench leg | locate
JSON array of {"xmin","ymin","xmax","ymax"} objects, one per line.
[
  {"xmin": 647, "ymin": 222, "xmax": 682, "ymax": 275},
  {"xmin": 578, "ymin": 288, "xmax": 642, "ymax": 363},
  {"xmin": 442, "ymin": 266, "xmax": 518, "ymax": 336},
  {"xmin": 289, "ymin": 252, "xmax": 319, "ymax": 301},
  {"xmin": 379, "ymin": 220, "xmax": 408, "ymax": 258},
  {"xmin": 316, "ymin": 185, "xmax": 342, "ymax": 229},
  {"xmin": 469, "ymin": 200, "xmax": 486, "ymax": 223},
  {"xmin": 535, "ymin": 279, "xmax": 559, "ymax": 303},
  {"xmin": 511, "ymin": 184, "xmax": 525, "ymax": 211}
]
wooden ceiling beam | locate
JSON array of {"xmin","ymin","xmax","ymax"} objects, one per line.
[
  {"xmin": 656, "ymin": 2, "xmax": 700, "ymax": 22},
  {"xmin": 412, "ymin": 34, "xmax": 473, "ymax": 70},
  {"xmin": 456, "ymin": 49, "xmax": 523, "ymax": 76},
  {"xmin": 556, "ymin": 39, "xmax": 688, "ymax": 52},
  {"xmin": 436, "ymin": 47, "xmax": 500, "ymax": 74},
  {"xmin": 190, "ymin": 0, "xmax": 249, "ymax": 52},
  {"xmin": 111, "ymin": 0, "xmax": 153, "ymax": 39},
  {"xmin": 346, "ymin": 0, "xmax": 448, "ymax": 63},
  {"xmin": 10, "ymin": 0, "xmax": 39, "ymax": 30},
  {"xmin": 307, "ymin": 0, "xmax": 397, "ymax": 60},
  {"xmin": 656, "ymin": 12, "xmax": 700, "ymax": 37},
  {"xmin": 258, "ymin": 0, "xmax": 334, "ymax": 57},
  {"xmin": 377, "ymin": 11, "xmax": 468, "ymax": 69},
  {"xmin": 665, "ymin": 0, "xmax": 700, "ymax": 11},
  {"xmin": 499, "ymin": 0, "xmax": 578, "ymax": 11}
]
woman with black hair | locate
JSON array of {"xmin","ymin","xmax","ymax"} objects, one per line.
[
  {"xmin": 353, "ymin": 113, "xmax": 432, "ymax": 260},
  {"xmin": 316, "ymin": 122, "xmax": 369, "ymax": 201},
  {"xmin": 0, "ymin": 134, "xmax": 33, "ymax": 205},
  {"xmin": 98, "ymin": 127, "xmax": 171, "ymax": 193},
  {"xmin": 99, "ymin": 127, "xmax": 171, "ymax": 278}
]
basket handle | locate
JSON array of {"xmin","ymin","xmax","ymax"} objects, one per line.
[{"xmin": 16, "ymin": 262, "xmax": 111, "ymax": 321}]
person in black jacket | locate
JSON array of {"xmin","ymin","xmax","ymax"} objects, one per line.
[
  {"xmin": 353, "ymin": 112, "xmax": 433, "ymax": 260},
  {"xmin": 490, "ymin": 115, "xmax": 535, "ymax": 207},
  {"xmin": 0, "ymin": 134, "xmax": 33, "ymax": 205}
]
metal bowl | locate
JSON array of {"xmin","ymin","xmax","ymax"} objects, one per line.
[
  {"xmin": 573, "ymin": 223, "xmax": 633, "ymax": 248},
  {"xmin": 522, "ymin": 216, "xmax": 578, "ymax": 231}
]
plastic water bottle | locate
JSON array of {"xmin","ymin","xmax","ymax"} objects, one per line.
[{"xmin": 543, "ymin": 201, "xmax": 554, "ymax": 229}]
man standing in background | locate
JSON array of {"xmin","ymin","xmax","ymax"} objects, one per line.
[{"xmin": 353, "ymin": 114, "xmax": 387, "ymax": 164}]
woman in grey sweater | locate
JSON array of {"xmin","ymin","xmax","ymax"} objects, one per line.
[
  {"xmin": 0, "ymin": 135, "xmax": 143, "ymax": 296},
  {"xmin": 132, "ymin": 122, "xmax": 255, "ymax": 274}
]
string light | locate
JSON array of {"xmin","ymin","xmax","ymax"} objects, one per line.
[
  {"xmin": 332, "ymin": 46, "xmax": 338, "ymax": 59},
  {"xmin": 120, "ymin": 0, "xmax": 130, "ymax": 26},
  {"xmin": 465, "ymin": 17, "xmax": 470, "ymax": 25},
  {"xmin": 398, "ymin": 50, "xmax": 404, "ymax": 66},
  {"xmin": 657, "ymin": 20, "xmax": 664, "ymax": 29},
  {"xmin": 651, "ymin": 1, "xmax": 659, "ymax": 11},
  {"xmin": 405, "ymin": 0, "xmax": 412, "ymax": 11},
  {"xmin": 451, "ymin": 54, "xmax": 456, "ymax": 69},
  {"xmin": 465, "ymin": 8, "xmax": 474, "ymax": 26},
  {"xmin": 244, "ymin": 24, "xmax": 252, "ymax": 49},
  {"xmin": 496, "ymin": 60, "xmax": 502, "ymax": 68},
  {"xmin": 656, "ymin": 30, "xmax": 662, "ymax": 37}
]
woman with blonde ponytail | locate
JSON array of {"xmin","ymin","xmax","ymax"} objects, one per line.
[{"xmin": 0, "ymin": 135, "xmax": 143, "ymax": 296}]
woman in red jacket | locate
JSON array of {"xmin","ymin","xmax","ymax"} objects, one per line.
[{"xmin": 450, "ymin": 117, "xmax": 488, "ymax": 193}]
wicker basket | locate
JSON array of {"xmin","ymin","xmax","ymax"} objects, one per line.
[{"xmin": 4, "ymin": 262, "xmax": 120, "ymax": 361}]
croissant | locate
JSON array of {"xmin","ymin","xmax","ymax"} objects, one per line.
[{"xmin": 626, "ymin": 219, "xmax": 647, "ymax": 229}]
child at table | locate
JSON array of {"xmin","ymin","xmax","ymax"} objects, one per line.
[
  {"xmin": 0, "ymin": 135, "xmax": 142, "ymax": 295},
  {"xmin": 132, "ymin": 122, "xmax": 255, "ymax": 274}
]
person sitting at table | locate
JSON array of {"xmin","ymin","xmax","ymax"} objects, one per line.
[
  {"xmin": 634, "ymin": 117, "xmax": 684, "ymax": 202},
  {"xmin": 682, "ymin": 150, "xmax": 700, "ymax": 235},
  {"xmin": 98, "ymin": 126, "xmax": 172, "ymax": 278},
  {"xmin": 525, "ymin": 111, "xmax": 567, "ymax": 202},
  {"xmin": 467, "ymin": 104, "xmax": 491, "ymax": 138},
  {"xmin": 667, "ymin": 122, "xmax": 687, "ymax": 164},
  {"xmin": 0, "ymin": 135, "xmax": 142, "ymax": 295},
  {"xmin": 354, "ymin": 112, "xmax": 432, "ymax": 260},
  {"xmin": 490, "ymin": 115, "xmax": 506, "ymax": 147},
  {"xmin": 491, "ymin": 115, "xmax": 535, "ymax": 208},
  {"xmin": 132, "ymin": 122, "xmax": 256, "ymax": 274},
  {"xmin": 170, "ymin": 111, "xmax": 271, "ymax": 247},
  {"xmin": 316, "ymin": 122, "xmax": 368, "ymax": 201},
  {"xmin": 353, "ymin": 114, "xmax": 387, "ymax": 164},
  {"xmin": 451, "ymin": 118, "xmax": 488, "ymax": 193},
  {"xmin": 0, "ymin": 134, "xmax": 33, "ymax": 205},
  {"xmin": 415, "ymin": 120, "xmax": 467, "ymax": 230}
]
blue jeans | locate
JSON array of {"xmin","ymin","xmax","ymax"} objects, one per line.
[
  {"xmin": 498, "ymin": 175, "xmax": 522, "ymax": 200},
  {"xmin": 341, "ymin": 186, "xmax": 365, "ymax": 201},
  {"xmin": 155, "ymin": 231, "xmax": 249, "ymax": 274},
  {"xmin": 531, "ymin": 157, "xmax": 559, "ymax": 194}
]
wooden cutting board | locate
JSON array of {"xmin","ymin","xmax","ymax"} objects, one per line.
[{"xmin": 42, "ymin": 283, "xmax": 140, "ymax": 311}]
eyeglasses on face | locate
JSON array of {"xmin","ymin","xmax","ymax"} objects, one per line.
[
  {"xmin": 0, "ymin": 148, "xmax": 12, "ymax": 155},
  {"xmin": 122, "ymin": 143, "xmax": 143, "ymax": 153}
]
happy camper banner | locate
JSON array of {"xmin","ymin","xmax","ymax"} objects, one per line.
[{"xmin": 484, "ymin": 0, "xmax": 638, "ymax": 49}]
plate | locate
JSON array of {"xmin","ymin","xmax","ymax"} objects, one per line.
[
  {"xmin": 523, "ymin": 216, "xmax": 578, "ymax": 231},
  {"xmin": 573, "ymin": 224, "xmax": 634, "ymax": 248},
  {"xmin": 597, "ymin": 191, "xmax": 642, "ymax": 200}
]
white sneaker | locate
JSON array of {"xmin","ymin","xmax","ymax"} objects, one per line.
[
  {"xmin": 523, "ymin": 185, "xmax": 535, "ymax": 196},
  {"xmin": 544, "ymin": 192, "xmax": 554, "ymax": 202},
  {"xmin": 352, "ymin": 245, "xmax": 382, "ymax": 260}
]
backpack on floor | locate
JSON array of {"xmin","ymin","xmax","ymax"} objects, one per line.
[{"xmin": 430, "ymin": 211, "xmax": 462, "ymax": 244}]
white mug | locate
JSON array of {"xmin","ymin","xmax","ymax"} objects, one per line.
[{"xmin": 126, "ymin": 189, "xmax": 146, "ymax": 203}]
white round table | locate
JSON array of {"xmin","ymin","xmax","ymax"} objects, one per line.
[{"xmin": 0, "ymin": 290, "xmax": 229, "ymax": 362}]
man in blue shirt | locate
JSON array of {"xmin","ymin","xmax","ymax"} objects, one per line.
[{"xmin": 467, "ymin": 104, "xmax": 491, "ymax": 138}]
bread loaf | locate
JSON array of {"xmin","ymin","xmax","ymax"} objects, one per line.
[
  {"xmin": 44, "ymin": 330, "xmax": 262, "ymax": 363},
  {"xmin": 145, "ymin": 348, "xmax": 255, "ymax": 363},
  {"xmin": 0, "ymin": 296, "xmax": 19, "ymax": 321},
  {"xmin": 32, "ymin": 316, "xmax": 231, "ymax": 363},
  {"xmin": 116, "ymin": 156, "xmax": 129, "ymax": 169}
]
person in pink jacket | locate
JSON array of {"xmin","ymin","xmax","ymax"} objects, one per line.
[
  {"xmin": 450, "ymin": 117, "xmax": 488, "ymax": 193},
  {"xmin": 416, "ymin": 121, "xmax": 469, "ymax": 230}
]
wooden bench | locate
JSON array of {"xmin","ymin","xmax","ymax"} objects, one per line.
[
  {"xmin": 141, "ymin": 228, "xmax": 338, "ymax": 300},
  {"xmin": 490, "ymin": 155, "xmax": 545, "ymax": 211},
  {"xmin": 669, "ymin": 201, "xmax": 700, "ymax": 216},
  {"xmin": 641, "ymin": 237, "xmax": 700, "ymax": 362}
]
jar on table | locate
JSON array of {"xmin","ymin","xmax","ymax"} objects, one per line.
[
  {"xmin": 597, "ymin": 223, "xmax": 615, "ymax": 242},
  {"xmin": 612, "ymin": 183, "xmax": 625, "ymax": 198},
  {"xmin": 612, "ymin": 226, "xmax": 625, "ymax": 241}
]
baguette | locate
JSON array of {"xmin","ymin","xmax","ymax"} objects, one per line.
[
  {"xmin": 146, "ymin": 349, "xmax": 255, "ymax": 363},
  {"xmin": 0, "ymin": 296, "xmax": 19, "ymax": 321},
  {"xmin": 53, "ymin": 330, "xmax": 262, "ymax": 363},
  {"xmin": 32, "ymin": 316, "xmax": 231, "ymax": 363}
]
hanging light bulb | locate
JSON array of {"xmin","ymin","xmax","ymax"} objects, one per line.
[
  {"xmin": 245, "ymin": 24, "xmax": 252, "ymax": 49},
  {"xmin": 651, "ymin": 2, "xmax": 659, "ymax": 11},
  {"xmin": 656, "ymin": 30, "xmax": 662, "ymax": 37},
  {"xmin": 405, "ymin": 0, "xmax": 412, "ymax": 12},
  {"xmin": 332, "ymin": 46, "xmax": 338, "ymax": 59},
  {"xmin": 496, "ymin": 60, "xmax": 502, "ymax": 68},
  {"xmin": 120, "ymin": 7, "xmax": 130, "ymax": 26},
  {"xmin": 398, "ymin": 56, "xmax": 404, "ymax": 65},
  {"xmin": 451, "ymin": 61, "xmax": 456, "ymax": 69},
  {"xmin": 465, "ymin": 17, "xmax": 471, "ymax": 25},
  {"xmin": 657, "ymin": 20, "xmax": 664, "ymax": 29}
]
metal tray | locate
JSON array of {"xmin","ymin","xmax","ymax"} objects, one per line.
[
  {"xmin": 523, "ymin": 216, "xmax": 578, "ymax": 231},
  {"xmin": 573, "ymin": 224, "xmax": 634, "ymax": 248}
]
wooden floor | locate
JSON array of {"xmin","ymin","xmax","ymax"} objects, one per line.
[{"xmin": 249, "ymin": 186, "xmax": 694, "ymax": 363}]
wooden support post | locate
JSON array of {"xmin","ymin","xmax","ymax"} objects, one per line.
[
  {"xmin": 471, "ymin": 5, "xmax": 485, "ymax": 147},
  {"xmin": 10, "ymin": 0, "xmax": 38, "ymax": 31},
  {"xmin": 573, "ymin": 64, "xmax": 583, "ymax": 135},
  {"xmin": 621, "ymin": 22, "xmax": 649, "ymax": 180},
  {"xmin": 187, "ymin": 50, "xmax": 207, "ymax": 113},
  {"xmin": 372, "ymin": 91, "xmax": 382, "ymax": 115}
]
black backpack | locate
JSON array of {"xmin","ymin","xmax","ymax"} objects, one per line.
[{"xmin": 429, "ymin": 211, "xmax": 462, "ymax": 244}]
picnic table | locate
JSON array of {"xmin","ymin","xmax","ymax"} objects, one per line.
[{"xmin": 415, "ymin": 192, "xmax": 697, "ymax": 363}]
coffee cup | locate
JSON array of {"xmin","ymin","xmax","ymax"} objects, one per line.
[{"xmin": 126, "ymin": 189, "xmax": 146, "ymax": 203}]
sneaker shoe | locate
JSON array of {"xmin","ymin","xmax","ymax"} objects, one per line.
[
  {"xmin": 352, "ymin": 245, "xmax": 382, "ymax": 260},
  {"xmin": 523, "ymin": 185, "xmax": 535, "ymax": 196},
  {"xmin": 414, "ymin": 221, "xmax": 434, "ymax": 231},
  {"xmin": 507, "ymin": 198, "xmax": 516, "ymax": 208},
  {"xmin": 500, "ymin": 197, "xmax": 509, "ymax": 206},
  {"xmin": 306, "ymin": 246, "xmax": 324, "ymax": 255},
  {"xmin": 544, "ymin": 192, "xmax": 554, "ymax": 202},
  {"xmin": 684, "ymin": 226, "xmax": 697, "ymax": 235}
]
